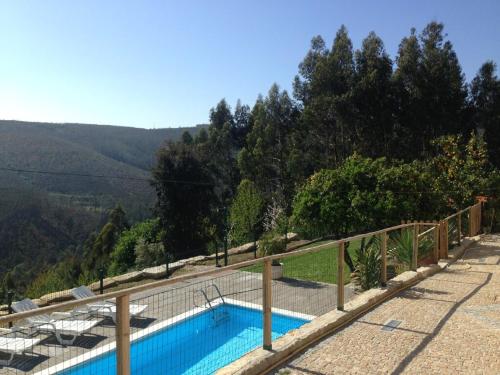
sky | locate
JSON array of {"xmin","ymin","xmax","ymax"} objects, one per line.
[{"xmin": 0, "ymin": 1, "xmax": 499, "ymax": 129}]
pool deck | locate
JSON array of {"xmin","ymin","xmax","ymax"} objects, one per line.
[
  {"xmin": 272, "ymin": 235, "xmax": 500, "ymax": 375},
  {"xmin": 0, "ymin": 270, "xmax": 356, "ymax": 374}
]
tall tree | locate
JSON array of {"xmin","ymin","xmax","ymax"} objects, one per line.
[
  {"xmin": 298, "ymin": 25, "xmax": 356, "ymax": 168},
  {"xmin": 205, "ymin": 99, "xmax": 240, "ymax": 205},
  {"xmin": 82, "ymin": 206, "xmax": 128, "ymax": 277},
  {"xmin": 229, "ymin": 179, "xmax": 264, "ymax": 251},
  {"xmin": 238, "ymin": 84, "xmax": 299, "ymax": 207},
  {"xmin": 419, "ymin": 22, "xmax": 468, "ymax": 147},
  {"xmin": 232, "ymin": 99, "xmax": 251, "ymax": 148},
  {"xmin": 470, "ymin": 61, "xmax": 500, "ymax": 167},
  {"xmin": 393, "ymin": 28, "xmax": 424, "ymax": 158},
  {"xmin": 152, "ymin": 142, "xmax": 217, "ymax": 259},
  {"xmin": 352, "ymin": 32, "xmax": 394, "ymax": 157}
]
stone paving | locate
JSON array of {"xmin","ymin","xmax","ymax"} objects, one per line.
[{"xmin": 273, "ymin": 235, "xmax": 500, "ymax": 375}]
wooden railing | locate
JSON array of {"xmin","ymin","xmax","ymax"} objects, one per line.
[{"xmin": 0, "ymin": 203, "xmax": 482, "ymax": 375}]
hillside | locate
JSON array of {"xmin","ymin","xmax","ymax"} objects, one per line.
[
  {"xmin": 0, "ymin": 120, "xmax": 204, "ymax": 293},
  {"xmin": 0, "ymin": 120, "xmax": 205, "ymax": 215}
]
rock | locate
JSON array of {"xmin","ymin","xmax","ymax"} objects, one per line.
[{"xmin": 111, "ymin": 270, "xmax": 145, "ymax": 284}]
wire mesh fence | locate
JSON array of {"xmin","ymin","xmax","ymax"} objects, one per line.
[{"xmin": 0, "ymin": 204, "xmax": 482, "ymax": 375}]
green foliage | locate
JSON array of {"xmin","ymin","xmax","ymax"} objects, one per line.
[
  {"xmin": 238, "ymin": 84, "xmax": 300, "ymax": 204},
  {"xmin": 229, "ymin": 180, "xmax": 264, "ymax": 245},
  {"xmin": 109, "ymin": 218, "xmax": 163, "ymax": 275},
  {"xmin": 352, "ymin": 237, "xmax": 381, "ymax": 290},
  {"xmin": 418, "ymin": 230, "xmax": 434, "ymax": 260},
  {"xmin": 430, "ymin": 133, "xmax": 489, "ymax": 212},
  {"xmin": 388, "ymin": 229, "xmax": 414, "ymax": 273},
  {"xmin": 82, "ymin": 206, "xmax": 129, "ymax": 278},
  {"xmin": 291, "ymin": 155, "xmax": 430, "ymax": 239},
  {"xmin": 152, "ymin": 142, "xmax": 219, "ymax": 259},
  {"xmin": 471, "ymin": 61, "xmax": 500, "ymax": 167},
  {"xmin": 25, "ymin": 257, "xmax": 82, "ymax": 299},
  {"xmin": 257, "ymin": 232, "xmax": 286, "ymax": 257},
  {"xmin": 134, "ymin": 241, "xmax": 165, "ymax": 269}
]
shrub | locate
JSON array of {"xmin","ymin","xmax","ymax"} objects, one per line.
[
  {"xmin": 352, "ymin": 237, "xmax": 381, "ymax": 290},
  {"xmin": 258, "ymin": 232, "xmax": 286, "ymax": 258},
  {"xmin": 135, "ymin": 240, "xmax": 165, "ymax": 269},
  {"xmin": 109, "ymin": 218, "xmax": 162, "ymax": 275},
  {"xmin": 388, "ymin": 229, "xmax": 414, "ymax": 273}
]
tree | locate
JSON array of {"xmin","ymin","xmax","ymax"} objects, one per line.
[
  {"xmin": 393, "ymin": 28, "xmax": 424, "ymax": 158},
  {"xmin": 206, "ymin": 99, "xmax": 238, "ymax": 204},
  {"xmin": 82, "ymin": 206, "xmax": 128, "ymax": 277},
  {"xmin": 430, "ymin": 133, "xmax": 489, "ymax": 212},
  {"xmin": 232, "ymin": 99, "xmax": 251, "ymax": 148},
  {"xmin": 470, "ymin": 61, "xmax": 500, "ymax": 167},
  {"xmin": 352, "ymin": 32, "xmax": 394, "ymax": 157},
  {"xmin": 393, "ymin": 23, "xmax": 468, "ymax": 158},
  {"xmin": 229, "ymin": 180, "xmax": 264, "ymax": 252},
  {"xmin": 238, "ymin": 84, "xmax": 299, "ymax": 205},
  {"xmin": 108, "ymin": 218, "xmax": 162, "ymax": 274},
  {"xmin": 291, "ymin": 156, "xmax": 432, "ymax": 271},
  {"xmin": 419, "ymin": 22, "xmax": 468, "ymax": 146},
  {"xmin": 152, "ymin": 142, "xmax": 217, "ymax": 259},
  {"xmin": 298, "ymin": 25, "xmax": 356, "ymax": 168},
  {"xmin": 181, "ymin": 131, "xmax": 193, "ymax": 145}
]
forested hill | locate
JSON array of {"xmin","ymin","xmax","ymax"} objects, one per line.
[
  {"xmin": 0, "ymin": 120, "xmax": 205, "ymax": 170},
  {"xmin": 0, "ymin": 120, "xmax": 204, "ymax": 292},
  {"xmin": 0, "ymin": 120, "xmax": 205, "ymax": 215}
]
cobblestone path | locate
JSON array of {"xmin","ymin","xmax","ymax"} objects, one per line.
[{"xmin": 274, "ymin": 235, "xmax": 500, "ymax": 375}]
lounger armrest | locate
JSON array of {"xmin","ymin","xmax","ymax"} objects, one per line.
[
  {"xmin": 30, "ymin": 320, "xmax": 57, "ymax": 332},
  {"xmin": 51, "ymin": 312, "xmax": 72, "ymax": 319}
]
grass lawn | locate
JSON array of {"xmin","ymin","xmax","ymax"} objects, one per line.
[{"xmin": 242, "ymin": 239, "xmax": 362, "ymax": 285}]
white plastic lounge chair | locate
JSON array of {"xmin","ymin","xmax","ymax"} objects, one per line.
[
  {"xmin": 0, "ymin": 329, "xmax": 40, "ymax": 366},
  {"xmin": 71, "ymin": 286, "xmax": 147, "ymax": 323},
  {"xmin": 12, "ymin": 299, "xmax": 100, "ymax": 346}
]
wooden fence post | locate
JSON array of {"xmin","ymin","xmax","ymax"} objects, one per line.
[
  {"xmin": 380, "ymin": 231, "xmax": 387, "ymax": 286},
  {"xmin": 263, "ymin": 259, "xmax": 272, "ymax": 350},
  {"xmin": 469, "ymin": 207, "xmax": 474, "ymax": 237},
  {"xmin": 445, "ymin": 219, "xmax": 449, "ymax": 257},
  {"xmin": 116, "ymin": 295, "xmax": 131, "ymax": 375},
  {"xmin": 412, "ymin": 224, "xmax": 418, "ymax": 271},
  {"xmin": 337, "ymin": 241, "xmax": 345, "ymax": 311},
  {"xmin": 457, "ymin": 212, "xmax": 462, "ymax": 245},
  {"xmin": 433, "ymin": 221, "xmax": 439, "ymax": 263},
  {"xmin": 476, "ymin": 202, "xmax": 483, "ymax": 234}
]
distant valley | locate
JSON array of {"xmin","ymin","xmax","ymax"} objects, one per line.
[{"xmin": 0, "ymin": 120, "xmax": 203, "ymax": 288}]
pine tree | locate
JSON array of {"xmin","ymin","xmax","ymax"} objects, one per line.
[
  {"xmin": 352, "ymin": 32, "xmax": 394, "ymax": 157},
  {"xmin": 471, "ymin": 61, "xmax": 500, "ymax": 166}
]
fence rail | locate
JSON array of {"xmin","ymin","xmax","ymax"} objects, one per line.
[{"xmin": 0, "ymin": 202, "xmax": 482, "ymax": 375}]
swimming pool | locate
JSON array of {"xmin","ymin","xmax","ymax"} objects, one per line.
[{"xmin": 56, "ymin": 300, "xmax": 311, "ymax": 375}]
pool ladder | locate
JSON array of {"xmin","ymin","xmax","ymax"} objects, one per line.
[{"xmin": 193, "ymin": 284, "xmax": 229, "ymax": 325}]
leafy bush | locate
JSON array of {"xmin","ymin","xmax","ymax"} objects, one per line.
[
  {"xmin": 418, "ymin": 230, "xmax": 434, "ymax": 260},
  {"xmin": 388, "ymin": 229, "xmax": 414, "ymax": 273},
  {"xmin": 135, "ymin": 240, "xmax": 165, "ymax": 269},
  {"xmin": 109, "ymin": 218, "xmax": 163, "ymax": 275},
  {"xmin": 229, "ymin": 179, "xmax": 264, "ymax": 246},
  {"xmin": 291, "ymin": 156, "xmax": 431, "ymax": 239},
  {"xmin": 352, "ymin": 237, "xmax": 381, "ymax": 290},
  {"xmin": 258, "ymin": 232, "xmax": 286, "ymax": 258}
]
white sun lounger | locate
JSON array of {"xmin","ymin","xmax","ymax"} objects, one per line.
[
  {"xmin": 12, "ymin": 299, "xmax": 100, "ymax": 346},
  {"xmin": 71, "ymin": 285, "xmax": 148, "ymax": 323},
  {"xmin": 0, "ymin": 330, "xmax": 40, "ymax": 366}
]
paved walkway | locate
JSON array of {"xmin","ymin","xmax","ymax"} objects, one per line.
[{"xmin": 274, "ymin": 235, "xmax": 500, "ymax": 375}]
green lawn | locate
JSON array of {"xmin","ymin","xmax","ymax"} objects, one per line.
[{"xmin": 242, "ymin": 239, "xmax": 361, "ymax": 285}]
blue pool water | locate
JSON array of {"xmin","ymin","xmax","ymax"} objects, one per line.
[{"xmin": 60, "ymin": 304, "xmax": 308, "ymax": 375}]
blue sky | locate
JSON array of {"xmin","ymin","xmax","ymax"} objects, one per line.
[{"xmin": 0, "ymin": 0, "xmax": 499, "ymax": 128}]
